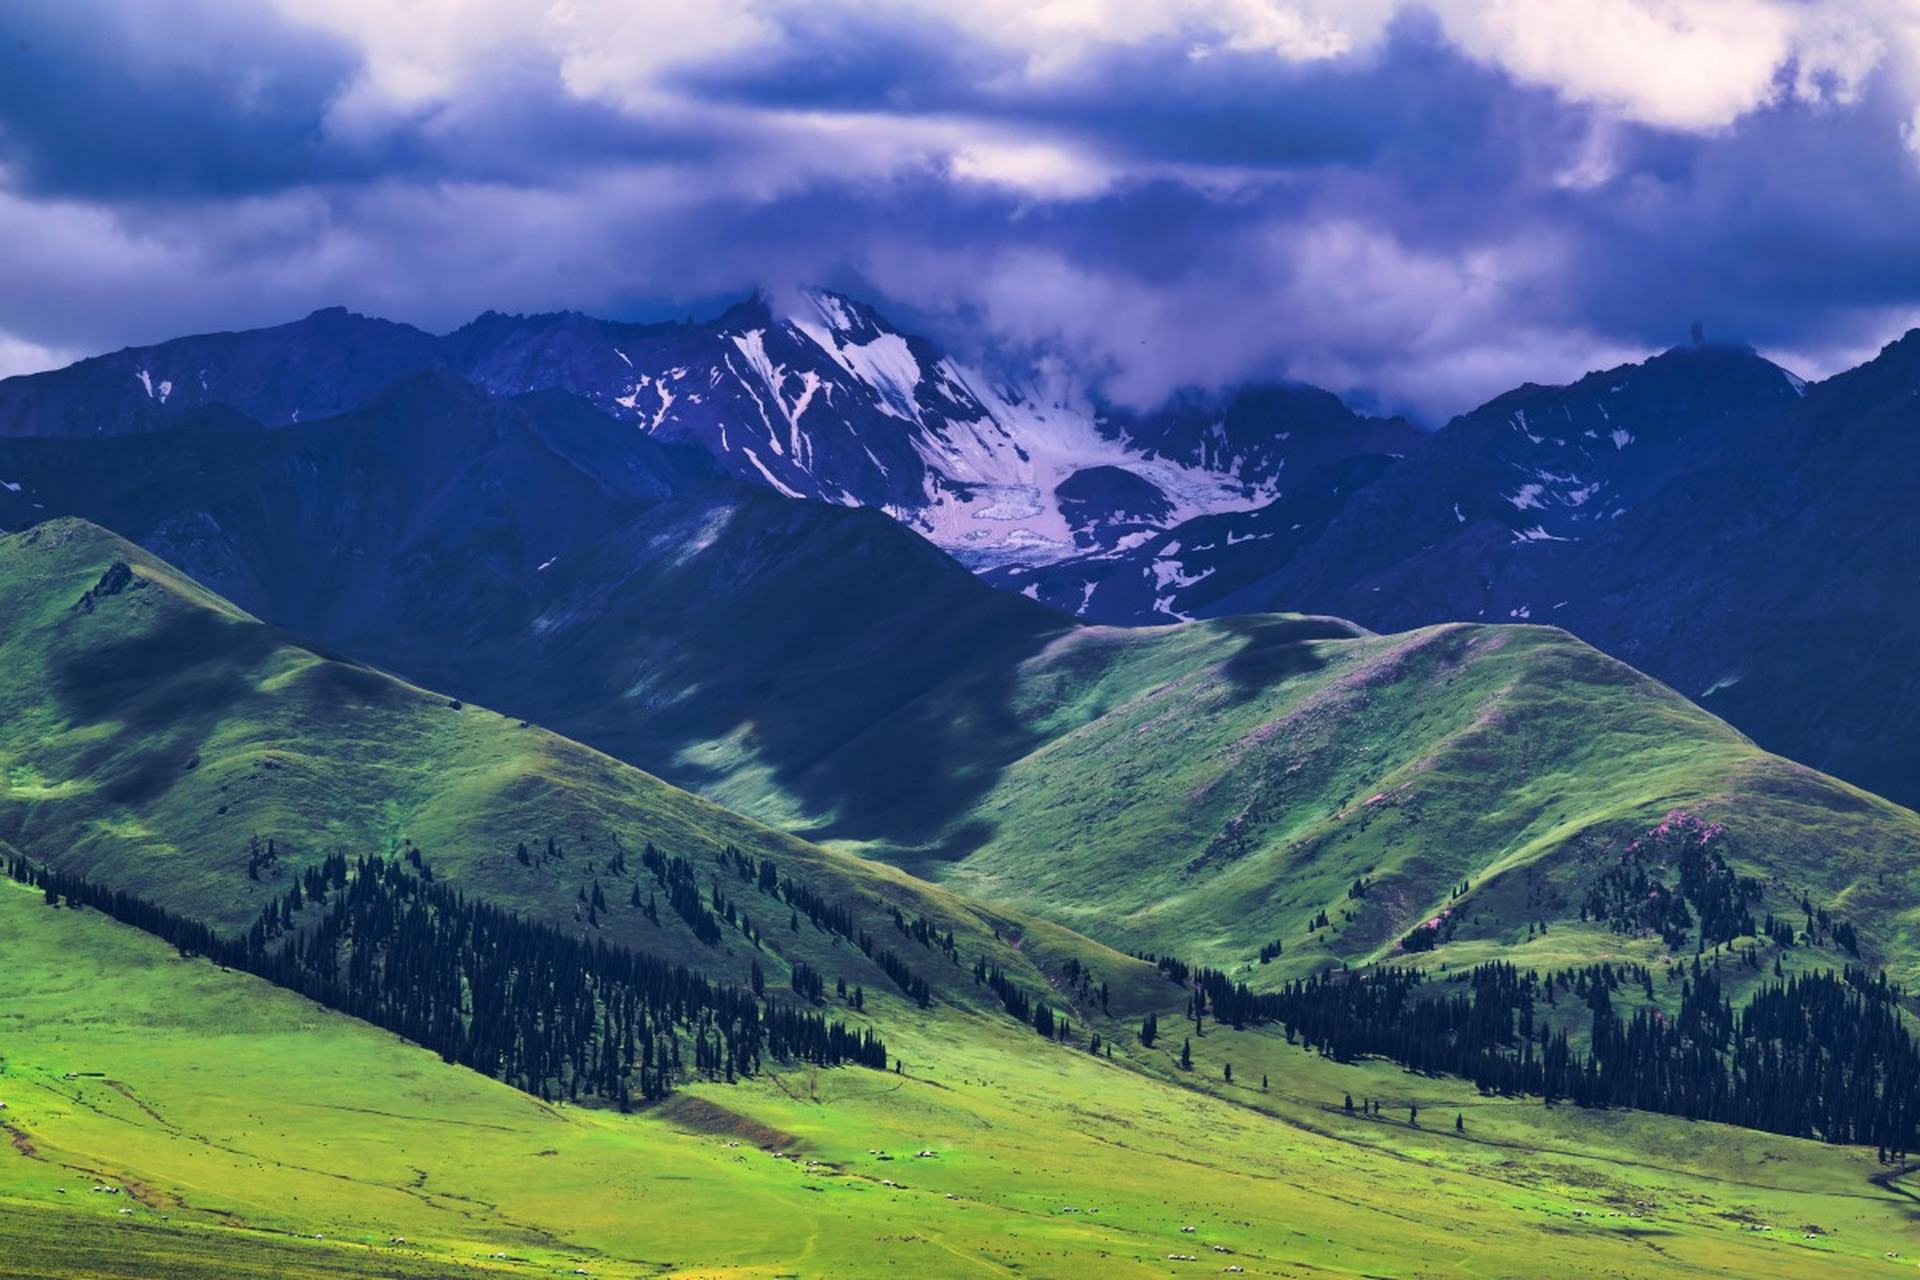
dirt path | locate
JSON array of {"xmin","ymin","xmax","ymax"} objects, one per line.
[
  {"xmin": 2, "ymin": 1120, "xmax": 39, "ymax": 1159},
  {"xmin": 106, "ymin": 1080, "xmax": 173, "ymax": 1129}
]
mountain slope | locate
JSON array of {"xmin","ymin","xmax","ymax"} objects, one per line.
[
  {"xmin": 7, "ymin": 405, "xmax": 1918, "ymax": 1002},
  {"xmin": 0, "ymin": 306, "xmax": 442, "ymax": 438},
  {"xmin": 1003, "ymin": 341, "xmax": 1806, "ymax": 624},
  {"xmin": 1516, "ymin": 329, "xmax": 1920, "ymax": 809},
  {"xmin": 11, "ymin": 859, "xmax": 1916, "ymax": 1279},
  {"xmin": 1004, "ymin": 334, "xmax": 1920, "ymax": 815},
  {"xmin": 0, "ymin": 518, "xmax": 1117, "ymax": 1043},
  {"xmin": 0, "ymin": 292, "xmax": 1415, "ymax": 570},
  {"xmin": 810, "ymin": 616, "xmax": 1920, "ymax": 989},
  {"xmin": 1181, "ymin": 333, "xmax": 1920, "ymax": 812},
  {"xmin": 6, "ymin": 545, "xmax": 1920, "ymax": 1272},
  {"xmin": 0, "ymin": 384, "xmax": 1072, "ymax": 844}
]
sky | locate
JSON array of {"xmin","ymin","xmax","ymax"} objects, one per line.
[{"xmin": 3, "ymin": 1, "xmax": 1920, "ymax": 423}]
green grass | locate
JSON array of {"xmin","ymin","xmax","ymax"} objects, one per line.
[
  {"xmin": 0, "ymin": 519, "xmax": 1136, "ymax": 1028},
  {"xmin": 796, "ymin": 618, "xmax": 1920, "ymax": 987},
  {"xmin": 13, "ymin": 520, "xmax": 1920, "ymax": 1277},
  {"xmin": 8, "ymin": 876, "xmax": 1920, "ymax": 1278}
]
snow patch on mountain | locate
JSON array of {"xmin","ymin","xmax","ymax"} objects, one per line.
[
  {"xmin": 790, "ymin": 306, "xmax": 923, "ymax": 421},
  {"xmin": 911, "ymin": 375, "xmax": 1273, "ymax": 566},
  {"xmin": 773, "ymin": 291, "xmax": 1275, "ymax": 568},
  {"xmin": 1150, "ymin": 548, "xmax": 1213, "ymax": 591},
  {"xmin": 1512, "ymin": 525, "xmax": 1568, "ymax": 543},
  {"xmin": 740, "ymin": 447, "xmax": 802, "ymax": 498},
  {"xmin": 730, "ymin": 329, "xmax": 826, "ymax": 449}
]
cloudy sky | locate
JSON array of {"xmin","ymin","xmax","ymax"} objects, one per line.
[{"xmin": 3, "ymin": 0, "xmax": 1919, "ymax": 421}]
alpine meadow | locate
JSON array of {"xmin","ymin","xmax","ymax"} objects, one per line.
[{"xmin": 8, "ymin": 4, "xmax": 1920, "ymax": 1278}]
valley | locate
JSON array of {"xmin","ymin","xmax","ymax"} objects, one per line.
[
  {"xmin": 4, "ymin": 513, "xmax": 1920, "ymax": 1275},
  {"xmin": 9, "ymin": 4, "xmax": 1920, "ymax": 1275},
  {"xmin": 7, "ymin": 864, "xmax": 1920, "ymax": 1280},
  {"xmin": 3, "ymin": 300, "xmax": 1919, "ymax": 1279}
]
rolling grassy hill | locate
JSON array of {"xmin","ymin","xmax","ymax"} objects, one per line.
[
  {"xmin": 5, "ymin": 378, "xmax": 1912, "ymax": 1005},
  {"xmin": 0, "ymin": 380, "xmax": 1071, "ymax": 849},
  {"xmin": 9, "ymin": 525, "xmax": 1920, "ymax": 1275},
  {"xmin": 0, "ymin": 518, "xmax": 1141, "ymax": 1053},
  {"xmin": 807, "ymin": 615, "xmax": 1920, "ymax": 988},
  {"xmin": 11, "ymin": 509, "xmax": 1918, "ymax": 1003}
]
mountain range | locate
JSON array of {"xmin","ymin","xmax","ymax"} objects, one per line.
[
  {"xmin": 1004, "ymin": 336, "xmax": 1920, "ymax": 811},
  {"xmin": 0, "ymin": 293, "xmax": 1412, "ymax": 572},
  {"xmin": 4, "ymin": 293, "xmax": 1916, "ymax": 815},
  {"xmin": 8, "ymin": 293, "xmax": 1920, "ymax": 1277},
  {"xmin": 2, "ymin": 361, "xmax": 1916, "ymax": 981}
]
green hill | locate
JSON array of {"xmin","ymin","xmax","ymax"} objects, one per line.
[
  {"xmin": 10, "ymin": 522, "xmax": 1920, "ymax": 1276},
  {"xmin": 801, "ymin": 615, "xmax": 1920, "ymax": 986},
  {"xmin": 0, "ymin": 518, "xmax": 1146, "ymax": 1060},
  {"xmin": 6, "ymin": 379, "xmax": 1917, "ymax": 1005},
  {"xmin": 0, "ymin": 385, "xmax": 1071, "ymax": 850}
]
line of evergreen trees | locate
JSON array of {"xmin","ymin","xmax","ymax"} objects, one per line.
[
  {"xmin": 973, "ymin": 956, "xmax": 1033, "ymax": 1022},
  {"xmin": 779, "ymin": 873, "xmax": 861, "ymax": 942},
  {"xmin": 892, "ymin": 906, "xmax": 958, "ymax": 960},
  {"xmin": 875, "ymin": 945, "xmax": 932, "ymax": 1007},
  {"xmin": 6, "ymin": 850, "xmax": 886, "ymax": 1107},
  {"xmin": 639, "ymin": 841, "xmax": 724, "ymax": 945},
  {"xmin": 1171, "ymin": 955, "xmax": 1920, "ymax": 1151}
]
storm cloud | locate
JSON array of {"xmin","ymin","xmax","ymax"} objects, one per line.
[{"xmin": 3, "ymin": 0, "xmax": 1919, "ymax": 421}]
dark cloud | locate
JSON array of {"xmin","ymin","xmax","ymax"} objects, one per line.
[
  {"xmin": 664, "ymin": 5, "xmax": 994, "ymax": 116},
  {"xmin": 674, "ymin": 8, "xmax": 1506, "ymax": 173},
  {"xmin": 0, "ymin": 2, "xmax": 737, "ymax": 199},
  {"xmin": 2, "ymin": 1, "xmax": 1918, "ymax": 420},
  {"xmin": 1559, "ymin": 79, "xmax": 1920, "ymax": 348},
  {"xmin": 0, "ymin": 1, "xmax": 359, "ymax": 196}
]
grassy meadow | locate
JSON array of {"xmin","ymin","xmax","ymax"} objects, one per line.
[{"xmin": 7, "ymin": 879, "xmax": 1920, "ymax": 1279}]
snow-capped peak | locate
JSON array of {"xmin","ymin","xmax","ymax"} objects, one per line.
[{"xmin": 757, "ymin": 290, "xmax": 1278, "ymax": 567}]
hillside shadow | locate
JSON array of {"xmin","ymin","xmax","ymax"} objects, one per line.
[
  {"xmin": 620, "ymin": 600, "xmax": 1062, "ymax": 859},
  {"xmin": 501, "ymin": 492, "xmax": 1071, "ymax": 857},
  {"xmin": 1217, "ymin": 615, "xmax": 1351, "ymax": 702},
  {"xmin": 56, "ymin": 608, "xmax": 282, "ymax": 806},
  {"xmin": 57, "ymin": 610, "xmax": 278, "ymax": 728}
]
